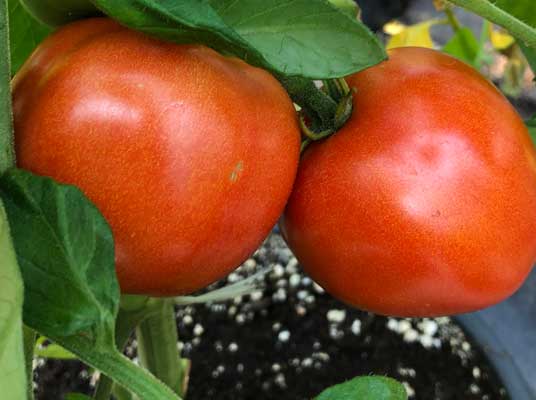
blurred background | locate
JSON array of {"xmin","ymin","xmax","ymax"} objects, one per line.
[{"xmin": 359, "ymin": 0, "xmax": 535, "ymax": 118}]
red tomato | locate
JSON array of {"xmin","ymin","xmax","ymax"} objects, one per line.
[
  {"xmin": 281, "ymin": 47, "xmax": 536, "ymax": 317},
  {"xmin": 13, "ymin": 18, "xmax": 301, "ymax": 296}
]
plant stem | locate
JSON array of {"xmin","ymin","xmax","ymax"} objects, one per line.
[
  {"xmin": 0, "ymin": 0, "xmax": 14, "ymax": 173},
  {"xmin": 277, "ymin": 75, "xmax": 338, "ymax": 131},
  {"xmin": 23, "ymin": 326, "xmax": 36, "ymax": 400},
  {"xmin": 1, "ymin": 3, "xmax": 26, "ymax": 398},
  {"xmin": 444, "ymin": 7, "xmax": 461, "ymax": 32},
  {"xmin": 175, "ymin": 267, "xmax": 268, "ymax": 306},
  {"xmin": 113, "ymin": 383, "xmax": 134, "ymax": 400},
  {"xmin": 93, "ymin": 307, "xmax": 151, "ymax": 400},
  {"xmin": 447, "ymin": 0, "xmax": 536, "ymax": 48},
  {"xmin": 93, "ymin": 372, "xmax": 114, "ymax": 399},
  {"xmin": 52, "ymin": 335, "xmax": 182, "ymax": 400},
  {"xmin": 136, "ymin": 299, "xmax": 187, "ymax": 397}
]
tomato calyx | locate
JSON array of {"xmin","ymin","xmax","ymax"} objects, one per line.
[
  {"xmin": 278, "ymin": 75, "xmax": 355, "ymax": 152},
  {"xmin": 299, "ymin": 78, "xmax": 354, "ymax": 152}
]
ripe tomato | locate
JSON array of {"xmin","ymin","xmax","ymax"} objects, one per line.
[
  {"xmin": 281, "ymin": 47, "xmax": 536, "ymax": 317},
  {"xmin": 13, "ymin": 18, "xmax": 301, "ymax": 296},
  {"xmin": 19, "ymin": 0, "xmax": 97, "ymax": 26}
]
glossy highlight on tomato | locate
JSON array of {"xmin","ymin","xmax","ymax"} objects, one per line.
[
  {"xmin": 281, "ymin": 47, "xmax": 536, "ymax": 317},
  {"xmin": 13, "ymin": 18, "xmax": 301, "ymax": 296}
]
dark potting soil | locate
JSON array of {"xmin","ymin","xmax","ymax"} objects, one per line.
[{"xmin": 35, "ymin": 233, "xmax": 508, "ymax": 400}]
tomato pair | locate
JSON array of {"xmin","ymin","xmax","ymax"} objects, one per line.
[{"xmin": 13, "ymin": 19, "xmax": 536, "ymax": 316}]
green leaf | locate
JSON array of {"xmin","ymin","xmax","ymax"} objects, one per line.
[
  {"xmin": 327, "ymin": 0, "xmax": 359, "ymax": 19},
  {"xmin": 443, "ymin": 27, "xmax": 480, "ymax": 67},
  {"xmin": 35, "ymin": 336, "xmax": 77, "ymax": 360},
  {"xmin": 8, "ymin": 0, "xmax": 52, "ymax": 76},
  {"xmin": 0, "ymin": 168, "xmax": 119, "ymax": 339},
  {"xmin": 18, "ymin": 0, "xmax": 98, "ymax": 27},
  {"xmin": 0, "ymin": 169, "xmax": 181, "ymax": 400},
  {"xmin": 210, "ymin": 0, "xmax": 385, "ymax": 78},
  {"xmin": 315, "ymin": 376, "xmax": 407, "ymax": 400},
  {"xmin": 92, "ymin": 0, "xmax": 267, "ymax": 70},
  {"xmin": 526, "ymin": 115, "xmax": 536, "ymax": 145},
  {"xmin": 91, "ymin": 0, "xmax": 386, "ymax": 78},
  {"xmin": 0, "ymin": 200, "xmax": 27, "ymax": 400}
]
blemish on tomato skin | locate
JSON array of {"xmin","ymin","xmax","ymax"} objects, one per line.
[{"xmin": 230, "ymin": 161, "xmax": 244, "ymax": 183}]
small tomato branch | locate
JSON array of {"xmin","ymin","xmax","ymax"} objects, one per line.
[
  {"xmin": 136, "ymin": 299, "xmax": 189, "ymax": 398},
  {"xmin": 444, "ymin": 6, "xmax": 462, "ymax": 32},
  {"xmin": 93, "ymin": 304, "xmax": 155, "ymax": 400},
  {"xmin": 175, "ymin": 267, "xmax": 269, "ymax": 306},
  {"xmin": 277, "ymin": 75, "xmax": 338, "ymax": 132},
  {"xmin": 23, "ymin": 327, "xmax": 36, "ymax": 400},
  {"xmin": 51, "ymin": 334, "xmax": 183, "ymax": 400},
  {"xmin": 447, "ymin": 0, "xmax": 536, "ymax": 48},
  {"xmin": 277, "ymin": 75, "xmax": 354, "ymax": 148},
  {"xmin": 0, "ymin": 0, "xmax": 14, "ymax": 173}
]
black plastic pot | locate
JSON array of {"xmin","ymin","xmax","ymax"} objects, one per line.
[{"xmin": 456, "ymin": 268, "xmax": 536, "ymax": 400}]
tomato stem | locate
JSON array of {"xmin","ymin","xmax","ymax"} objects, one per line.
[
  {"xmin": 112, "ymin": 383, "xmax": 134, "ymax": 400},
  {"xmin": 278, "ymin": 75, "xmax": 355, "ymax": 147},
  {"xmin": 23, "ymin": 326, "xmax": 36, "ymax": 400},
  {"xmin": 136, "ymin": 299, "xmax": 189, "ymax": 398},
  {"xmin": 51, "ymin": 334, "xmax": 182, "ymax": 400},
  {"xmin": 323, "ymin": 78, "xmax": 351, "ymax": 103},
  {"xmin": 0, "ymin": 0, "xmax": 15, "ymax": 174},
  {"xmin": 175, "ymin": 267, "xmax": 268, "ymax": 306},
  {"xmin": 447, "ymin": 0, "xmax": 536, "ymax": 48},
  {"xmin": 277, "ymin": 75, "xmax": 338, "ymax": 131},
  {"xmin": 444, "ymin": 7, "xmax": 462, "ymax": 32},
  {"xmin": 93, "ymin": 303, "xmax": 155, "ymax": 400}
]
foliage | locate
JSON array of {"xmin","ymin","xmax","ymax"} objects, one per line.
[
  {"xmin": 8, "ymin": 0, "xmax": 51, "ymax": 75},
  {"xmin": 315, "ymin": 376, "xmax": 407, "ymax": 400},
  {"xmin": 91, "ymin": 0, "xmax": 386, "ymax": 79},
  {"xmin": 1, "ymin": 0, "xmax": 536, "ymax": 398},
  {"xmin": 0, "ymin": 200, "xmax": 26, "ymax": 400}
]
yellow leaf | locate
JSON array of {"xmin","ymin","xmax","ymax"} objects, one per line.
[
  {"xmin": 384, "ymin": 20, "xmax": 440, "ymax": 50},
  {"xmin": 489, "ymin": 25, "xmax": 514, "ymax": 50},
  {"xmin": 383, "ymin": 20, "xmax": 406, "ymax": 36}
]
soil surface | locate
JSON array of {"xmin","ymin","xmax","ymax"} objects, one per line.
[{"xmin": 36, "ymin": 234, "xmax": 508, "ymax": 400}]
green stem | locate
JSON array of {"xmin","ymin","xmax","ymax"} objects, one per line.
[
  {"xmin": 322, "ymin": 78, "xmax": 351, "ymax": 103},
  {"xmin": 51, "ymin": 335, "xmax": 182, "ymax": 400},
  {"xmin": 447, "ymin": 0, "xmax": 536, "ymax": 48},
  {"xmin": 93, "ymin": 371, "xmax": 114, "ymax": 399},
  {"xmin": 0, "ymin": 0, "xmax": 14, "ymax": 173},
  {"xmin": 93, "ymin": 307, "xmax": 151, "ymax": 400},
  {"xmin": 277, "ymin": 75, "xmax": 338, "ymax": 130},
  {"xmin": 444, "ymin": 7, "xmax": 462, "ymax": 32},
  {"xmin": 113, "ymin": 383, "xmax": 134, "ymax": 400},
  {"xmin": 474, "ymin": 19, "xmax": 491, "ymax": 70},
  {"xmin": 136, "ymin": 299, "xmax": 187, "ymax": 397},
  {"xmin": 175, "ymin": 267, "xmax": 268, "ymax": 306},
  {"xmin": 1, "ymin": 4, "xmax": 25, "ymax": 397},
  {"xmin": 23, "ymin": 326, "xmax": 36, "ymax": 400}
]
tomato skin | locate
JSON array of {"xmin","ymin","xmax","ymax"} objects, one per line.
[
  {"xmin": 281, "ymin": 47, "xmax": 536, "ymax": 317},
  {"xmin": 20, "ymin": 0, "xmax": 98, "ymax": 27},
  {"xmin": 13, "ymin": 18, "xmax": 301, "ymax": 296}
]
